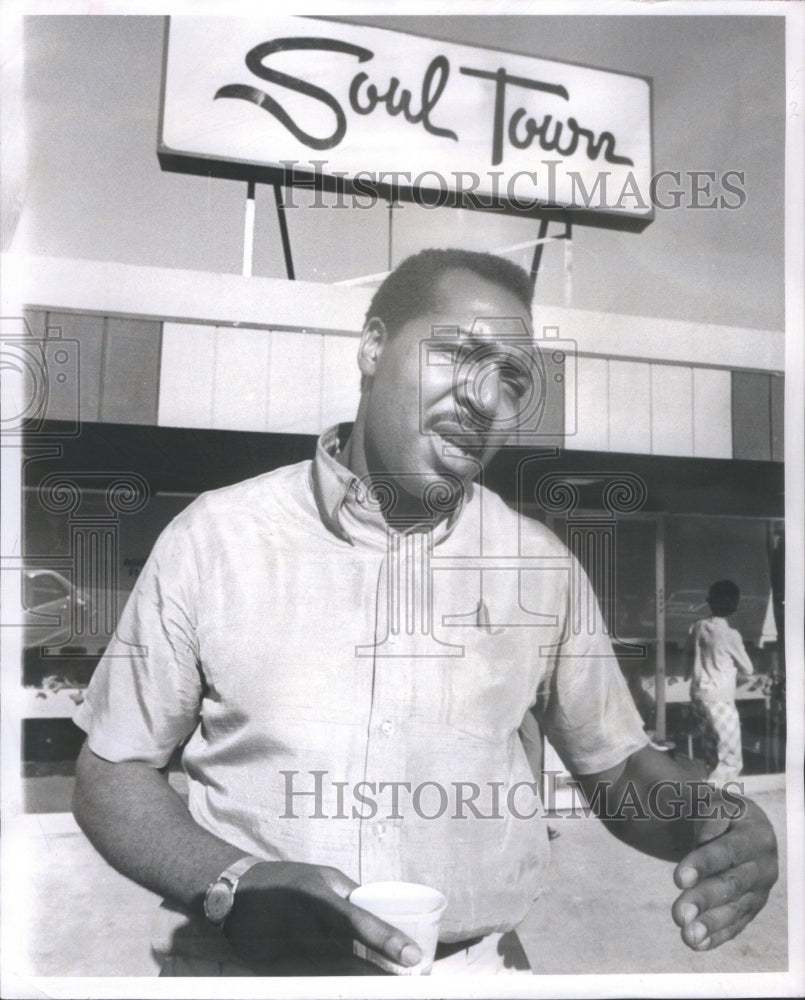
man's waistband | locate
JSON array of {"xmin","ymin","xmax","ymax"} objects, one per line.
[{"xmin": 434, "ymin": 935, "xmax": 484, "ymax": 960}]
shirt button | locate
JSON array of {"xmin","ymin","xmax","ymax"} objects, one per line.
[{"xmin": 380, "ymin": 720, "xmax": 393, "ymax": 736}]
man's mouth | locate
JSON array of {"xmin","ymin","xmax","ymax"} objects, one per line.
[{"xmin": 430, "ymin": 421, "xmax": 488, "ymax": 460}]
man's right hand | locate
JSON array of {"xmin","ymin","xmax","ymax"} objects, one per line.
[
  {"xmin": 72, "ymin": 749, "xmax": 422, "ymax": 971},
  {"xmin": 222, "ymin": 861, "xmax": 423, "ymax": 969}
]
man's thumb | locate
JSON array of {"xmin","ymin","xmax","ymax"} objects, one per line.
[{"xmin": 695, "ymin": 812, "xmax": 732, "ymax": 846}]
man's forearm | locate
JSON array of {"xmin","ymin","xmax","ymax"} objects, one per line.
[
  {"xmin": 574, "ymin": 746, "xmax": 739, "ymax": 861},
  {"xmin": 72, "ymin": 742, "xmax": 245, "ymax": 912}
]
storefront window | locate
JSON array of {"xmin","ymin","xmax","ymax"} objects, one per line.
[{"xmin": 546, "ymin": 509, "xmax": 785, "ymax": 774}]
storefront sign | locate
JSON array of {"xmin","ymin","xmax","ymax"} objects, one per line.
[{"xmin": 158, "ymin": 17, "xmax": 653, "ymax": 226}]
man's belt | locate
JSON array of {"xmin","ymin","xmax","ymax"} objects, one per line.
[{"xmin": 434, "ymin": 935, "xmax": 485, "ymax": 960}]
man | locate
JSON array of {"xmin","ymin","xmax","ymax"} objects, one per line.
[{"xmin": 72, "ymin": 249, "xmax": 778, "ymax": 976}]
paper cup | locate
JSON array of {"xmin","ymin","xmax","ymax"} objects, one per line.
[{"xmin": 349, "ymin": 881, "xmax": 448, "ymax": 975}]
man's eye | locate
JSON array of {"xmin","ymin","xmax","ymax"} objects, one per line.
[
  {"xmin": 503, "ymin": 378, "xmax": 529, "ymax": 399},
  {"xmin": 499, "ymin": 362, "xmax": 531, "ymax": 397}
]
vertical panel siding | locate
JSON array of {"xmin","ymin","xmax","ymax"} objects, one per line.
[
  {"xmin": 650, "ymin": 365, "xmax": 693, "ymax": 456},
  {"xmin": 567, "ymin": 356, "xmax": 608, "ymax": 452},
  {"xmin": 770, "ymin": 373, "xmax": 784, "ymax": 462},
  {"xmin": 211, "ymin": 327, "xmax": 271, "ymax": 432},
  {"xmin": 692, "ymin": 368, "xmax": 732, "ymax": 459},
  {"xmin": 21, "ymin": 309, "xmax": 47, "ymax": 336},
  {"xmin": 267, "ymin": 330, "xmax": 323, "ymax": 434},
  {"xmin": 321, "ymin": 335, "xmax": 361, "ymax": 431},
  {"xmin": 534, "ymin": 332, "xmax": 566, "ymax": 442},
  {"xmin": 45, "ymin": 311, "xmax": 105, "ymax": 423},
  {"xmin": 608, "ymin": 361, "xmax": 651, "ymax": 454},
  {"xmin": 158, "ymin": 323, "xmax": 216, "ymax": 428},
  {"xmin": 101, "ymin": 317, "xmax": 162, "ymax": 425},
  {"xmin": 21, "ymin": 310, "xmax": 49, "ymax": 425},
  {"xmin": 732, "ymin": 372, "xmax": 772, "ymax": 461},
  {"xmin": 20, "ymin": 308, "xmax": 785, "ymax": 463},
  {"xmin": 561, "ymin": 345, "xmax": 579, "ymax": 448}
]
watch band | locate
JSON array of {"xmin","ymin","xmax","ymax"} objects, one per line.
[
  {"xmin": 204, "ymin": 855, "xmax": 265, "ymax": 926},
  {"xmin": 219, "ymin": 854, "xmax": 265, "ymax": 886}
]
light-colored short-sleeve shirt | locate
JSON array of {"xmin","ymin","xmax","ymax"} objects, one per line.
[
  {"xmin": 687, "ymin": 615, "xmax": 754, "ymax": 703},
  {"xmin": 74, "ymin": 425, "xmax": 648, "ymax": 945}
]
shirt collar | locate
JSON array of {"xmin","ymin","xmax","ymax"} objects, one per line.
[{"xmin": 309, "ymin": 423, "xmax": 469, "ymax": 546}]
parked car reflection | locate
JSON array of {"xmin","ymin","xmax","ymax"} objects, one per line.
[{"xmin": 23, "ymin": 568, "xmax": 130, "ymax": 653}]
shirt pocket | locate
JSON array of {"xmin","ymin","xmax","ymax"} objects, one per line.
[{"xmin": 445, "ymin": 628, "xmax": 536, "ymax": 744}]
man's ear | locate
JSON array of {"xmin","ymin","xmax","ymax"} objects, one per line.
[{"xmin": 357, "ymin": 318, "xmax": 388, "ymax": 379}]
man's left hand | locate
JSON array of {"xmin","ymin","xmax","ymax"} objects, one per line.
[{"xmin": 671, "ymin": 796, "xmax": 778, "ymax": 950}]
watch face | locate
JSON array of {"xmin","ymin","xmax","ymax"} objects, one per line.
[{"xmin": 205, "ymin": 880, "xmax": 234, "ymax": 924}]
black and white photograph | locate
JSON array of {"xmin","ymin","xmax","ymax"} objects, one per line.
[{"xmin": 1, "ymin": 2, "xmax": 803, "ymax": 998}]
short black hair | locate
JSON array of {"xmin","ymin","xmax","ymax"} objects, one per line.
[
  {"xmin": 707, "ymin": 579, "xmax": 741, "ymax": 616},
  {"xmin": 365, "ymin": 249, "xmax": 533, "ymax": 334}
]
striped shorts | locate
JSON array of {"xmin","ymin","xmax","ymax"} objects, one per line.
[{"xmin": 691, "ymin": 698, "xmax": 743, "ymax": 778}]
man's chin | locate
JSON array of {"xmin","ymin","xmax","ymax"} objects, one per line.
[
  {"xmin": 423, "ymin": 471, "xmax": 467, "ymax": 511},
  {"xmin": 379, "ymin": 468, "xmax": 467, "ymax": 520}
]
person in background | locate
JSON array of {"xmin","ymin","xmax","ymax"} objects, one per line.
[{"xmin": 685, "ymin": 580, "xmax": 755, "ymax": 786}]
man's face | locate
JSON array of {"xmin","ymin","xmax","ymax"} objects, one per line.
[{"xmin": 361, "ymin": 267, "xmax": 536, "ymax": 497}]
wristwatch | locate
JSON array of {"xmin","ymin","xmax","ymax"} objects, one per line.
[{"xmin": 203, "ymin": 855, "xmax": 265, "ymax": 927}]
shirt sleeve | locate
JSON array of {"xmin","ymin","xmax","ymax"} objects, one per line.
[
  {"xmin": 683, "ymin": 622, "xmax": 697, "ymax": 679},
  {"xmin": 684, "ymin": 622, "xmax": 696, "ymax": 653},
  {"xmin": 533, "ymin": 557, "xmax": 650, "ymax": 777},
  {"xmin": 73, "ymin": 516, "xmax": 204, "ymax": 767},
  {"xmin": 729, "ymin": 628, "xmax": 755, "ymax": 675}
]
